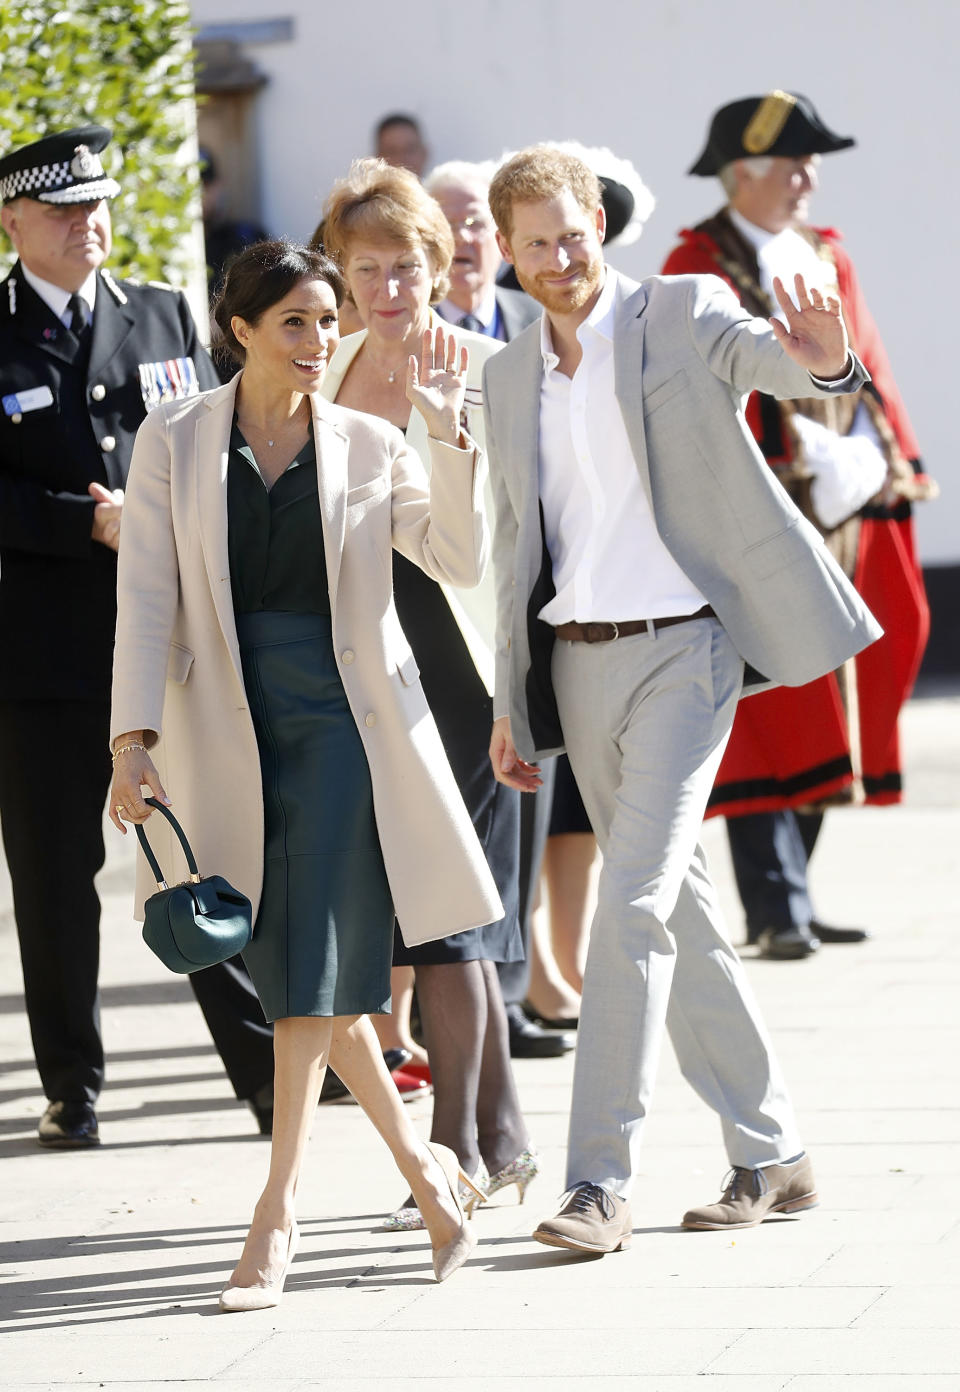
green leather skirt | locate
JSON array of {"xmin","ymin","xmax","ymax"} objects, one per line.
[{"xmin": 236, "ymin": 611, "xmax": 393, "ymax": 1022}]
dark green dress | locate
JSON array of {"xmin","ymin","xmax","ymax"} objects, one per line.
[{"xmin": 227, "ymin": 421, "xmax": 394, "ymax": 1022}]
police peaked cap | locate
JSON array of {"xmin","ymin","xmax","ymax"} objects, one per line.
[
  {"xmin": 688, "ymin": 92, "xmax": 855, "ymax": 176},
  {"xmin": 0, "ymin": 125, "xmax": 121, "ymax": 205}
]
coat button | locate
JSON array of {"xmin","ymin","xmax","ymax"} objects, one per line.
[
  {"xmin": 91, "ymin": 383, "xmax": 106, "ymax": 401},
  {"xmin": 101, "ymin": 435, "xmax": 116, "ymax": 452},
  {"xmin": 364, "ymin": 712, "xmax": 377, "ymax": 727},
  {"xmin": 341, "ymin": 649, "xmax": 355, "ymax": 664},
  {"xmin": 10, "ymin": 412, "xmax": 22, "ymax": 424}
]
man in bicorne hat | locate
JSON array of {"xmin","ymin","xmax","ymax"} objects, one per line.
[
  {"xmin": 0, "ymin": 125, "xmax": 276, "ymax": 1146},
  {"xmin": 663, "ymin": 93, "xmax": 935, "ymax": 961}
]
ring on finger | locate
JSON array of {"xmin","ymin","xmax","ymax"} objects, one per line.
[{"xmin": 115, "ymin": 804, "xmax": 126, "ymax": 817}]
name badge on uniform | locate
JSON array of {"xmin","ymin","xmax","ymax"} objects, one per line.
[
  {"xmin": 137, "ymin": 356, "xmax": 200, "ymax": 412},
  {"xmin": 3, "ymin": 385, "xmax": 55, "ymax": 420}
]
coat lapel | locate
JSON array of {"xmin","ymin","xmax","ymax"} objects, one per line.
[
  {"xmin": 7, "ymin": 267, "xmax": 84, "ymax": 367},
  {"xmin": 88, "ymin": 278, "xmax": 136, "ymax": 381},
  {"xmin": 310, "ymin": 397, "xmax": 349, "ymax": 609},
  {"xmin": 613, "ymin": 280, "xmax": 654, "ymax": 505},
  {"xmin": 195, "ymin": 379, "xmax": 243, "ymax": 686},
  {"xmin": 509, "ymin": 327, "xmax": 547, "ymax": 596}
]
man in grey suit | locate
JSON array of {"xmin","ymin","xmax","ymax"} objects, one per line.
[{"xmin": 482, "ymin": 147, "xmax": 880, "ymax": 1254}]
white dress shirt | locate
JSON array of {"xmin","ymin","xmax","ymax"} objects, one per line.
[
  {"xmin": 537, "ymin": 268, "xmax": 707, "ymax": 625},
  {"xmin": 21, "ymin": 265, "xmax": 97, "ymax": 327}
]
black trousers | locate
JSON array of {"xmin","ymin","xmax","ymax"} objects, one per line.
[
  {"xmin": 726, "ymin": 809, "xmax": 825, "ymax": 933},
  {"xmin": 0, "ymin": 699, "xmax": 274, "ymax": 1104}
]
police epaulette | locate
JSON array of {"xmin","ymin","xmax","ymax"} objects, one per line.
[
  {"xmin": 99, "ymin": 269, "xmax": 128, "ymax": 304},
  {"xmin": 147, "ymin": 280, "xmax": 176, "ymax": 291}
]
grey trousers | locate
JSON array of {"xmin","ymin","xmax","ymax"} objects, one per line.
[{"xmin": 552, "ymin": 617, "xmax": 802, "ymax": 1198}]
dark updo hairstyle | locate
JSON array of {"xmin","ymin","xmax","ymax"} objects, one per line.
[{"xmin": 211, "ymin": 238, "xmax": 346, "ymax": 366}]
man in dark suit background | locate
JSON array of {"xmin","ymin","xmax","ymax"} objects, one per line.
[
  {"xmin": 427, "ymin": 162, "xmax": 541, "ymax": 344},
  {"xmin": 0, "ymin": 124, "xmax": 275, "ymax": 1147}
]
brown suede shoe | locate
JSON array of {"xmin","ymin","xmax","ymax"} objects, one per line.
[
  {"xmin": 533, "ymin": 1182, "xmax": 632, "ymax": 1254},
  {"xmin": 682, "ymin": 1154, "xmax": 819, "ymax": 1230}
]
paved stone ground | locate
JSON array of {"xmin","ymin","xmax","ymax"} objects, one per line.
[{"xmin": 1, "ymin": 682, "xmax": 958, "ymax": 1390}]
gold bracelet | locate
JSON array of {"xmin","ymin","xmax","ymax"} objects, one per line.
[{"xmin": 111, "ymin": 741, "xmax": 146, "ymax": 763}]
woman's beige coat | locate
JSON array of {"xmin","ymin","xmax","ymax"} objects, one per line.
[{"xmin": 110, "ymin": 375, "xmax": 503, "ymax": 945}]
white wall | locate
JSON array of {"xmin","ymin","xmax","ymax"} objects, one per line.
[{"xmin": 192, "ymin": 0, "xmax": 958, "ymax": 564}]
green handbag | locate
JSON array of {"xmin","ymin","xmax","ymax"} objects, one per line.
[{"xmin": 135, "ymin": 797, "xmax": 252, "ymax": 974}]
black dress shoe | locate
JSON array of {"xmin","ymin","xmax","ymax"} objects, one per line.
[
  {"xmin": 756, "ymin": 924, "xmax": 821, "ymax": 960},
  {"xmin": 382, "ymin": 1048, "xmax": 413, "ymax": 1073},
  {"xmin": 506, "ymin": 1002, "xmax": 575, "ymax": 1058},
  {"xmin": 38, "ymin": 1100, "xmax": 100, "ymax": 1149},
  {"xmin": 523, "ymin": 1003, "xmax": 580, "ymax": 1031},
  {"xmin": 810, "ymin": 919, "xmax": 870, "ymax": 944}
]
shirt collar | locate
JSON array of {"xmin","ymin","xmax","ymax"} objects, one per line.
[
  {"xmin": 728, "ymin": 207, "xmax": 809, "ymax": 258},
  {"xmin": 21, "ymin": 264, "xmax": 98, "ymax": 324},
  {"xmin": 540, "ymin": 265, "xmax": 615, "ymax": 369},
  {"xmin": 436, "ymin": 283, "xmax": 498, "ymax": 332}
]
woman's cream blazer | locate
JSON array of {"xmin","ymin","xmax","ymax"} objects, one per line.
[
  {"xmin": 322, "ymin": 317, "xmax": 502, "ymax": 693},
  {"xmin": 110, "ymin": 375, "xmax": 503, "ymax": 944}
]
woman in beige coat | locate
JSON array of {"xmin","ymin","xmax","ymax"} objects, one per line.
[{"xmin": 109, "ymin": 241, "xmax": 501, "ymax": 1308}]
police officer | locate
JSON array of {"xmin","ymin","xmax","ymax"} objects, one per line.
[{"xmin": 0, "ymin": 125, "xmax": 275, "ymax": 1146}]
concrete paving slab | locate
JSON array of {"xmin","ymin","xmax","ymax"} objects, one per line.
[
  {"xmin": 1, "ymin": 688, "xmax": 958, "ymax": 1386},
  {"xmin": 229, "ymin": 1326, "xmax": 742, "ymax": 1379},
  {"xmin": 784, "ymin": 1380, "xmax": 960, "ymax": 1391},
  {"xmin": 710, "ymin": 1327, "xmax": 960, "ymax": 1375}
]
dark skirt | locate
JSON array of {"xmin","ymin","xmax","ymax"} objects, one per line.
[
  {"xmin": 236, "ymin": 610, "xmax": 394, "ymax": 1022},
  {"xmin": 548, "ymin": 752, "xmax": 594, "ymax": 836},
  {"xmin": 391, "ymin": 554, "xmax": 522, "ymax": 966}
]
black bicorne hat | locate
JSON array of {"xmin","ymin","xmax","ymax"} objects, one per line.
[
  {"xmin": 0, "ymin": 125, "xmax": 121, "ymax": 205},
  {"xmin": 689, "ymin": 92, "xmax": 855, "ymax": 176}
]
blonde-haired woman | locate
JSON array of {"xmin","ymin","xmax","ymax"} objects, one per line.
[{"xmin": 321, "ymin": 160, "xmax": 538, "ymax": 1225}]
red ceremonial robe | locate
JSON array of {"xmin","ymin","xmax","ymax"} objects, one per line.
[{"xmin": 662, "ymin": 213, "xmax": 931, "ymax": 817}]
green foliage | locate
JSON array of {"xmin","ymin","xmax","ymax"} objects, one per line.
[{"xmin": 0, "ymin": 0, "xmax": 200, "ymax": 284}]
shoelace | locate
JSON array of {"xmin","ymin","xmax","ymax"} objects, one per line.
[
  {"xmin": 563, "ymin": 1181, "xmax": 615, "ymax": 1219},
  {"xmin": 721, "ymin": 1166, "xmax": 769, "ymax": 1202}
]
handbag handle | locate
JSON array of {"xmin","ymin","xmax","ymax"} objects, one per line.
[{"xmin": 134, "ymin": 797, "xmax": 202, "ymax": 891}]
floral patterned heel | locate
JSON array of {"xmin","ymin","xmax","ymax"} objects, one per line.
[{"xmin": 485, "ymin": 1144, "xmax": 539, "ymax": 1204}]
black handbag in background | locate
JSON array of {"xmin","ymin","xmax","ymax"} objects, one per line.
[{"xmin": 135, "ymin": 797, "xmax": 252, "ymax": 973}]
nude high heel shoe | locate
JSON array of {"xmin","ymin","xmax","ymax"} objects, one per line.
[
  {"xmin": 425, "ymin": 1142, "xmax": 483, "ymax": 1283},
  {"xmin": 218, "ymin": 1222, "xmax": 299, "ymax": 1312}
]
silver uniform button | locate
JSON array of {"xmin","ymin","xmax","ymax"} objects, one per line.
[
  {"xmin": 341, "ymin": 649, "xmax": 355, "ymax": 665},
  {"xmin": 10, "ymin": 412, "xmax": 22, "ymax": 424},
  {"xmin": 91, "ymin": 383, "xmax": 106, "ymax": 402},
  {"xmin": 101, "ymin": 435, "xmax": 116, "ymax": 452},
  {"xmin": 364, "ymin": 712, "xmax": 377, "ymax": 728}
]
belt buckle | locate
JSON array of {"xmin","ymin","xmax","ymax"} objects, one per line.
[{"xmin": 586, "ymin": 621, "xmax": 619, "ymax": 644}]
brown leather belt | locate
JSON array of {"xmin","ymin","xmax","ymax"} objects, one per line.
[{"xmin": 554, "ymin": 605, "xmax": 716, "ymax": 644}]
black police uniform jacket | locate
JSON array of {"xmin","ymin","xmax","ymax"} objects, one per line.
[{"xmin": 0, "ymin": 262, "xmax": 220, "ymax": 701}]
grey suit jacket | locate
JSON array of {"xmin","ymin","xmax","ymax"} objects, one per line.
[{"xmin": 482, "ymin": 269, "xmax": 883, "ymax": 761}]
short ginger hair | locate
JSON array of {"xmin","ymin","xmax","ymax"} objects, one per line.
[
  {"xmin": 321, "ymin": 158, "xmax": 453, "ymax": 303},
  {"xmin": 488, "ymin": 146, "xmax": 603, "ymax": 240}
]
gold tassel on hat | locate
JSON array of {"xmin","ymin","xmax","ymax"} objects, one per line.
[{"xmin": 743, "ymin": 90, "xmax": 797, "ymax": 155}]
